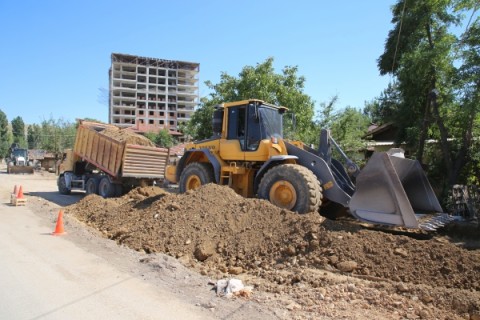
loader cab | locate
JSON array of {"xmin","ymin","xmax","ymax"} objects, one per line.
[{"xmin": 223, "ymin": 100, "xmax": 285, "ymax": 155}]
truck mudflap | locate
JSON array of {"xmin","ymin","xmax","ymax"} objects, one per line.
[
  {"xmin": 7, "ymin": 165, "xmax": 35, "ymax": 174},
  {"xmin": 349, "ymin": 152, "xmax": 443, "ymax": 229}
]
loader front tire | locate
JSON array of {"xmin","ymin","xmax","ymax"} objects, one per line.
[
  {"xmin": 258, "ymin": 164, "xmax": 322, "ymax": 214},
  {"xmin": 179, "ymin": 162, "xmax": 215, "ymax": 193}
]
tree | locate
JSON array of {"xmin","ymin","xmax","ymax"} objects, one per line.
[
  {"xmin": 0, "ymin": 109, "xmax": 9, "ymax": 158},
  {"xmin": 186, "ymin": 58, "xmax": 317, "ymax": 143},
  {"xmin": 27, "ymin": 124, "xmax": 42, "ymax": 149},
  {"xmin": 11, "ymin": 116, "xmax": 26, "ymax": 147},
  {"xmin": 37, "ymin": 117, "xmax": 76, "ymax": 153},
  {"xmin": 363, "ymin": 83, "xmax": 402, "ymax": 125},
  {"xmin": 376, "ymin": 0, "xmax": 479, "ymax": 186},
  {"xmin": 183, "ymin": 98, "xmax": 216, "ymax": 141},
  {"xmin": 330, "ymin": 108, "xmax": 370, "ymax": 159},
  {"xmin": 316, "ymin": 97, "xmax": 369, "ymax": 160},
  {"xmin": 145, "ymin": 129, "xmax": 175, "ymax": 148}
]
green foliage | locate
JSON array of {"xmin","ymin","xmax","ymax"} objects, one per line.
[
  {"xmin": 11, "ymin": 116, "xmax": 26, "ymax": 147},
  {"xmin": 316, "ymin": 97, "xmax": 369, "ymax": 160},
  {"xmin": 35, "ymin": 117, "xmax": 76, "ymax": 153},
  {"xmin": 363, "ymin": 83, "xmax": 402, "ymax": 125},
  {"xmin": 330, "ymin": 108, "xmax": 370, "ymax": 155},
  {"xmin": 27, "ymin": 124, "xmax": 42, "ymax": 149},
  {"xmin": 377, "ymin": 0, "xmax": 459, "ymax": 76},
  {"xmin": 188, "ymin": 58, "xmax": 316, "ymax": 142},
  {"xmin": 183, "ymin": 98, "xmax": 216, "ymax": 140},
  {"xmin": 374, "ymin": 0, "xmax": 480, "ymax": 185},
  {"xmin": 0, "ymin": 109, "xmax": 10, "ymax": 158},
  {"xmin": 145, "ymin": 129, "xmax": 175, "ymax": 148}
]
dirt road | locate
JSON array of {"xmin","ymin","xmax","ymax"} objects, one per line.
[
  {"xmin": 2, "ymin": 165, "xmax": 480, "ymax": 319},
  {"xmin": 0, "ymin": 167, "xmax": 276, "ymax": 320}
]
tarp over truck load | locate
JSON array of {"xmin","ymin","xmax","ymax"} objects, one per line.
[{"xmin": 74, "ymin": 122, "xmax": 169, "ymax": 180}]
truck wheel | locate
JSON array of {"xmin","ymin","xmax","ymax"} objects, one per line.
[
  {"xmin": 179, "ymin": 162, "xmax": 215, "ymax": 193},
  {"xmin": 58, "ymin": 175, "xmax": 71, "ymax": 195},
  {"xmin": 258, "ymin": 164, "xmax": 322, "ymax": 214},
  {"xmin": 85, "ymin": 178, "xmax": 99, "ymax": 195},
  {"xmin": 98, "ymin": 176, "xmax": 115, "ymax": 198}
]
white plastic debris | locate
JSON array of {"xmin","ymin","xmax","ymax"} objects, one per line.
[{"xmin": 214, "ymin": 278, "xmax": 253, "ymax": 298}]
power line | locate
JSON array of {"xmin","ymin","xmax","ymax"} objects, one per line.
[{"xmin": 391, "ymin": 0, "xmax": 408, "ymax": 75}]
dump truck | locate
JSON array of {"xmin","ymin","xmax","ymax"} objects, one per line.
[
  {"xmin": 6, "ymin": 143, "xmax": 35, "ymax": 174},
  {"xmin": 165, "ymin": 99, "xmax": 448, "ymax": 230},
  {"xmin": 57, "ymin": 120, "xmax": 169, "ymax": 198}
]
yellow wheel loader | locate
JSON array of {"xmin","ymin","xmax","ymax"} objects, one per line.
[{"xmin": 166, "ymin": 99, "xmax": 450, "ymax": 230}]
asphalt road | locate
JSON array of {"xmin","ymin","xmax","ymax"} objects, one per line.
[{"xmin": 0, "ymin": 169, "xmax": 213, "ymax": 320}]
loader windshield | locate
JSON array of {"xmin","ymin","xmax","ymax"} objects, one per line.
[
  {"xmin": 12, "ymin": 149, "xmax": 27, "ymax": 158},
  {"xmin": 257, "ymin": 105, "xmax": 283, "ymax": 139},
  {"xmin": 227, "ymin": 102, "xmax": 284, "ymax": 151}
]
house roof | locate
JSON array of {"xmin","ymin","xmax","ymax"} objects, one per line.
[{"xmin": 363, "ymin": 122, "xmax": 395, "ymax": 139}]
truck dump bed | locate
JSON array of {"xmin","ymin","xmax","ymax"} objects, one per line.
[
  {"xmin": 122, "ymin": 144, "xmax": 168, "ymax": 179},
  {"xmin": 74, "ymin": 123, "xmax": 169, "ymax": 179}
]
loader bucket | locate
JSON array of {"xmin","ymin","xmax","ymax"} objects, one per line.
[
  {"xmin": 8, "ymin": 165, "xmax": 35, "ymax": 174},
  {"xmin": 349, "ymin": 152, "xmax": 442, "ymax": 228}
]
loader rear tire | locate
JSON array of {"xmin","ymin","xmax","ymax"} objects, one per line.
[
  {"xmin": 258, "ymin": 164, "xmax": 322, "ymax": 214},
  {"xmin": 98, "ymin": 176, "xmax": 115, "ymax": 198},
  {"xmin": 179, "ymin": 162, "xmax": 215, "ymax": 193}
]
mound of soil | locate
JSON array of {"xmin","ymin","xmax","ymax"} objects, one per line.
[
  {"xmin": 67, "ymin": 184, "xmax": 480, "ymax": 319},
  {"xmin": 100, "ymin": 127, "xmax": 155, "ymax": 147}
]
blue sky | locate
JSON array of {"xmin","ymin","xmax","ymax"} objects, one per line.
[{"xmin": 0, "ymin": 0, "xmax": 396, "ymax": 125}]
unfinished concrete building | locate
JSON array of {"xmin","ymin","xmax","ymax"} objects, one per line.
[{"xmin": 109, "ymin": 53, "xmax": 199, "ymax": 134}]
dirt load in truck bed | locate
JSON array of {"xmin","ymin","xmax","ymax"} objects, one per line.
[
  {"xmin": 100, "ymin": 127, "xmax": 155, "ymax": 147},
  {"xmin": 67, "ymin": 184, "xmax": 480, "ymax": 319}
]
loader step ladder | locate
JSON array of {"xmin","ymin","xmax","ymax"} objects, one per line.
[
  {"xmin": 220, "ymin": 170, "xmax": 232, "ymax": 187},
  {"xmin": 220, "ymin": 163, "xmax": 246, "ymax": 187}
]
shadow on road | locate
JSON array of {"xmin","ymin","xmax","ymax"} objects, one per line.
[{"xmin": 28, "ymin": 191, "xmax": 85, "ymax": 207}]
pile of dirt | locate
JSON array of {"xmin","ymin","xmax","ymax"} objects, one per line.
[
  {"xmin": 100, "ymin": 127, "xmax": 155, "ymax": 147},
  {"xmin": 67, "ymin": 184, "xmax": 480, "ymax": 319}
]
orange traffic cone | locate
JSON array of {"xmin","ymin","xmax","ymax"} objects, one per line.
[
  {"xmin": 12, "ymin": 185, "xmax": 18, "ymax": 195},
  {"xmin": 17, "ymin": 186, "xmax": 24, "ymax": 199},
  {"xmin": 52, "ymin": 210, "xmax": 66, "ymax": 236}
]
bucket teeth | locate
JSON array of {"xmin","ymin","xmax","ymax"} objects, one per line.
[{"xmin": 418, "ymin": 214, "xmax": 459, "ymax": 231}]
